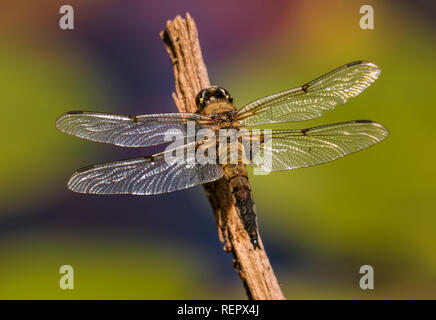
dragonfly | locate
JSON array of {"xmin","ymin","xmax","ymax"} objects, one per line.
[{"xmin": 56, "ymin": 60, "xmax": 389, "ymax": 249}]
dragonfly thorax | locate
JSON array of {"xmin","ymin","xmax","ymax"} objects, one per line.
[
  {"xmin": 200, "ymin": 101, "xmax": 239, "ymax": 129},
  {"xmin": 211, "ymin": 109, "xmax": 238, "ymax": 127}
]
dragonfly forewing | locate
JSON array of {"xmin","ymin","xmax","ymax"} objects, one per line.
[
  {"xmin": 56, "ymin": 111, "xmax": 214, "ymax": 147},
  {"xmin": 236, "ymin": 61, "xmax": 381, "ymax": 126}
]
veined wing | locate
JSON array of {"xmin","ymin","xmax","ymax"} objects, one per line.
[
  {"xmin": 237, "ymin": 61, "xmax": 381, "ymax": 126},
  {"xmin": 243, "ymin": 120, "xmax": 388, "ymax": 172},
  {"xmin": 67, "ymin": 142, "xmax": 223, "ymax": 195},
  {"xmin": 56, "ymin": 111, "xmax": 214, "ymax": 147}
]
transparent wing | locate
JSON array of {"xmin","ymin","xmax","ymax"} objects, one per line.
[
  {"xmin": 244, "ymin": 120, "xmax": 388, "ymax": 172},
  {"xmin": 56, "ymin": 111, "xmax": 214, "ymax": 147},
  {"xmin": 67, "ymin": 142, "xmax": 224, "ymax": 195},
  {"xmin": 236, "ymin": 61, "xmax": 381, "ymax": 126}
]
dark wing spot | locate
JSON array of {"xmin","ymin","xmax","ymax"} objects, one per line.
[
  {"xmin": 75, "ymin": 164, "xmax": 98, "ymax": 173},
  {"xmin": 346, "ymin": 60, "xmax": 364, "ymax": 67},
  {"xmin": 259, "ymin": 133, "xmax": 265, "ymax": 143},
  {"xmin": 65, "ymin": 111, "xmax": 86, "ymax": 115}
]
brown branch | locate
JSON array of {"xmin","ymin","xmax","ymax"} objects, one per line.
[{"xmin": 160, "ymin": 13, "xmax": 285, "ymax": 300}]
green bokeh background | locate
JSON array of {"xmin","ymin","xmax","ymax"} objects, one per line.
[{"xmin": 1, "ymin": 0, "xmax": 435, "ymax": 299}]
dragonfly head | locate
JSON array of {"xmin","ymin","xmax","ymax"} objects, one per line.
[{"xmin": 196, "ymin": 86, "xmax": 233, "ymax": 111}]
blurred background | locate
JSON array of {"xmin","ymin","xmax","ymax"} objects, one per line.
[{"xmin": 1, "ymin": 0, "xmax": 435, "ymax": 299}]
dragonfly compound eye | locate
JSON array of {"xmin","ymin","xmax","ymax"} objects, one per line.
[{"xmin": 195, "ymin": 86, "xmax": 233, "ymax": 111}]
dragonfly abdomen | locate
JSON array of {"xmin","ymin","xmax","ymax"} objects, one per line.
[{"xmin": 223, "ymin": 163, "xmax": 260, "ymax": 249}]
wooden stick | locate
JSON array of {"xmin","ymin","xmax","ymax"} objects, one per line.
[{"xmin": 160, "ymin": 13, "xmax": 285, "ymax": 300}]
